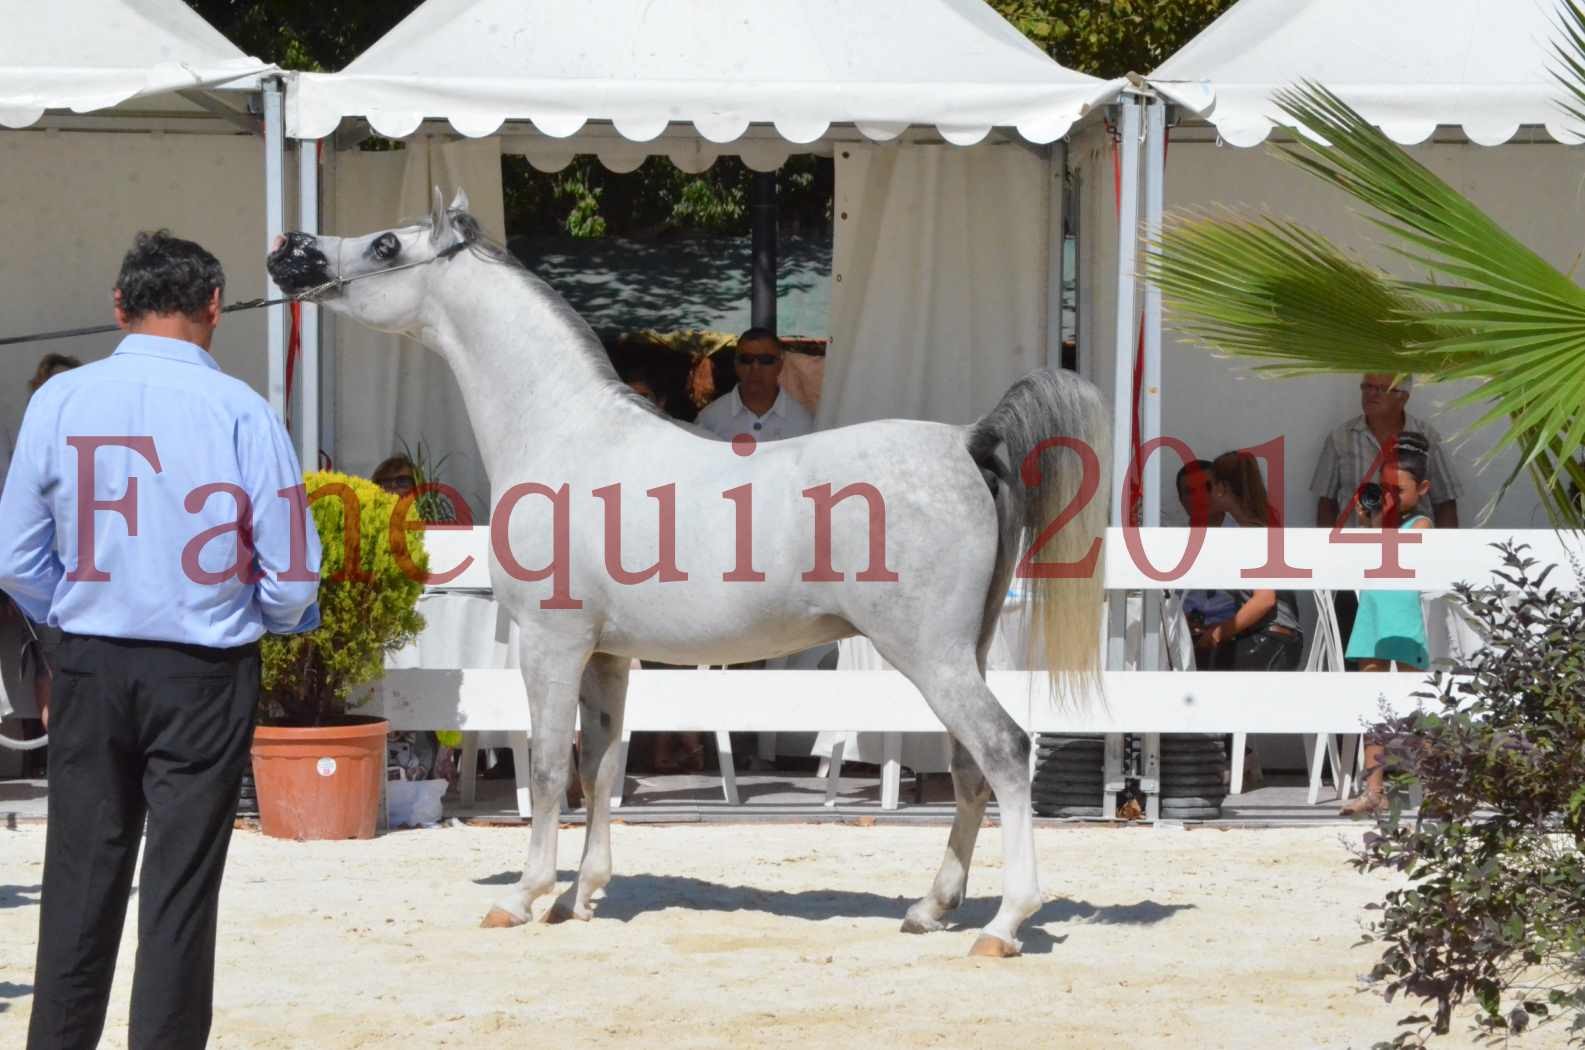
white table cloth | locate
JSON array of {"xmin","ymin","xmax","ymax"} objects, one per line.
[{"xmin": 386, "ymin": 591, "xmax": 519, "ymax": 749}]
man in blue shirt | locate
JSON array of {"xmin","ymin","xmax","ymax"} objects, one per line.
[{"xmin": 1, "ymin": 230, "xmax": 320, "ymax": 1050}]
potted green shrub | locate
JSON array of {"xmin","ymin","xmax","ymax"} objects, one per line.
[{"xmin": 249, "ymin": 470, "xmax": 428, "ymax": 840}]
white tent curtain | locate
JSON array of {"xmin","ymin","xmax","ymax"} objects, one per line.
[
  {"xmin": 818, "ymin": 141, "xmax": 1055, "ymax": 431},
  {"xmin": 327, "ymin": 136, "xmax": 504, "ymax": 517},
  {"xmin": 815, "ymin": 139, "xmax": 1056, "ymax": 772},
  {"xmin": 0, "ymin": 130, "xmax": 272, "ymax": 446}
]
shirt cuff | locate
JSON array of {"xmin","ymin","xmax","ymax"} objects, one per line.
[{"xmin": 269, "ymin": 602, "xmax": 321, "ymax": 636}]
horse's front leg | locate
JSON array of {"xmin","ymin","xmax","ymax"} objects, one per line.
[
  {"xmin": 482, "ymin": 643, "xmax": 590, "ymax": 928},
  {"xmin": 544, "ymin": 653, "xmax": 630, "ymax": 923}
]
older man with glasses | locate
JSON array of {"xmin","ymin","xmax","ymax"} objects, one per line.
[
  {"xmin": 1311, "ymin": 373, "xmax": 1461, "ymax": 531},
  {"xmin": 1310, "ymin": 372, "xmax": 1462, "ymax": 665}
]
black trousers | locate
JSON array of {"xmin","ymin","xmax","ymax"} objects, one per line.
[
  {"xmin": 1205, "ymin": 629, "xmax": 1304, "ymax": 672},
  {"xmin": 28, "ymin": 634, "xmax": 259, "ymax": 1050},
  {"xmin": 1333, "ymin": 590, "xmax": 1359, "ymax": 661}
]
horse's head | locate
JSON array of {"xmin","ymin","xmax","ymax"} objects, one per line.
[{"xmin": 267, "ymin": 187, "xmax": 476, "ymax": 333}]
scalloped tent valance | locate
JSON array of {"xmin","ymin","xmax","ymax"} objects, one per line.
[
  {"xmin": 1148, "ymin": 0, "xmax": 1585, "ymax": 147},
  {"xmin": 286, "ymin": 0, "xmax": 1122, "ymax": 147},
  {"xmin": 0, "ymin": 0, "xmax": 273, "ymax": 128}
]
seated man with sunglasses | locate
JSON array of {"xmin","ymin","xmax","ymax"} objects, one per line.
[
  {"xmin": 695, "ymin": 327, "xmax": 823, "ymax": 772},
  {"xmin": 696, "ymin": 327, "xmax": 815, "ymax": 443}
]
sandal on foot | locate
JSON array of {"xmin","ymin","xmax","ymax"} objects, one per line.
[{"xmin": 1339, "ymin": 792, "xmax": 1387, "ymax": 818}]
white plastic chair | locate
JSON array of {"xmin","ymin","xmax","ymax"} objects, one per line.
[{"xmin": 1222, "ymin": 591, "xmax": 1353, "ymax": 801}]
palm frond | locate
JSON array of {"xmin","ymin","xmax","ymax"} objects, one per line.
[
  {"xmin": 1146, "ymin": 209, "xmax": 1453, "ymax": 378},
  {"xmin": 1551, "ymin": 0, "xmax": 1585, "ymax": 131},
  {"xmin": 1264, "ymin": 82, "xmax": 1585, "ymax": 490},
  {"xmin": 1501, "ymin": 421, "xmax": 1585, "ymax": 530},
  {"xmin": 1147, "ymin": 206, "xmax": 1585, "ymax": 525}
]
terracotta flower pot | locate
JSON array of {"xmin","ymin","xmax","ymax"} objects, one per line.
[{"xmin": 250, "ymin": 717, "xmax": 389, "ymax": 840}]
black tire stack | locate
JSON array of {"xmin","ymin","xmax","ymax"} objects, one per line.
[
  {"xmin": 237, "ymin": 764, "xmax": 259, "ymax": 818},
  {"xmin": 1031, "ymin": 734, "xmax": 1105, "ymax": 817},
  {"xmin": 1158, "ymin": 735, "xmax": 1229, "ymax": 820}
]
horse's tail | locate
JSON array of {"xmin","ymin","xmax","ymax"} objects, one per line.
[{"xmin": 967, "ymin": 368, "xmax": 1109, "ymax": 704}]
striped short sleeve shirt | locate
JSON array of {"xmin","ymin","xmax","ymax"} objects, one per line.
[{"xmin": 1309, "ymin": 413, "xmax": 1462, "ymax": 512}]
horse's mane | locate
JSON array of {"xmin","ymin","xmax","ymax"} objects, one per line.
[{"xmin": 441, "ymin": 209, "xmax": 665, "ymax": 418}]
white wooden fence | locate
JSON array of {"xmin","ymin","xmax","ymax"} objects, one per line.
[{"xmin": 358, "ymin": 526, "xmax": 1576, "ymax": 818}]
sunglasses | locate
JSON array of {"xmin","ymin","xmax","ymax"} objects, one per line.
[
  {"xmin": 1359, "ymin": 382, "xmax": 1405, "ymax": 396},
  {"xmin": 736, "ymin": 353, "xmax": 780, "ymax": 367}
]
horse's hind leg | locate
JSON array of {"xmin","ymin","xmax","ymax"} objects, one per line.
[
  {"xmin": 902, "ymin": 658, "xmax": 1040, "ymax": 956},
  {"xmin": 545, "ymin": 653, "xmax": 629, "ymax": 923},
  {"xmin": 482, "ymin": 643, "xmax": 590, "ymax": 928},
  {"xmin": 901, "ymin": 738, "xmax": 991, "ymax": 934}
]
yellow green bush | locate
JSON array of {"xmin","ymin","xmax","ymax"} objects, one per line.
[{"xmin": 259, "ymin": 470, "xmax": 428, "ymax": 725}]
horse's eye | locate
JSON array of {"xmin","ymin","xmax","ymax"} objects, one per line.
[{"xmin": 371, "ymin": 233, "xmax": 400, "ymax": 261}]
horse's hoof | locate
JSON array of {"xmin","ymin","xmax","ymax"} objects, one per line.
[
  {"xmin": 968, "ymin": 934, "xmax": 1021, "ymax": 958},
  {"xmin": 541, "ymin": 901, "xmax": 588, "ymax": 924},
  {"xmin": 900, "ymin": 914, "xmax": 945, "ymax": 935},
  {"xmin": 480, "ymin": 907, "xmax": 527, "ymax": 929}
]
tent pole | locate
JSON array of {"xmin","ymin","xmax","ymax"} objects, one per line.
[
  {"xmin": 750, "ymin": 171, "xmax": 778, "ymax": 332},
  {"xmin": 320, "ymin": 143, "xmax": 339, "ymax": 467},
  {"xmin": 298, "ymin": 138, "xmax": 321, "ymax": 470},
  {"xmin": 1046, "ymin": 141, "xmax": 1067, "ymax": 372},
  {"xmin": 263, "ymin": 78, "xmax": 287, "ymax": 418},
  {"xmin": 1109, "ymin": 96, "xmax": 1142, "ymax": 526},
  {"xmin": 1142, "ymin": 102, "xmax": 1164, "ymax": 532},
  {"xmin": 1141, "ymin": 98, "xmax": 1166, "ymax": 675}
]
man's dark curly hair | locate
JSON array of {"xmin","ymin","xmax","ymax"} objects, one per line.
[{"xmin": 114, "ymin": 230, "xmax": 226, "ymax": 322}]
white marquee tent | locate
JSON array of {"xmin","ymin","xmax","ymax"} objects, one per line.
[
  {"xmin": 1104, "ymin": 0, "xmax": 1585, "ymax": 540},
  {"xmin": 0, "ymin": 0, "xmax": 276, "ymax": 464},
  {"xmin": 282, "ymin": 0, "xmax": 1124, "ymax": 512},
  {"xmin": 0, "ymin": 0, "xmax": 269, "ymax": 129},
  {"xmin": 288, "ymin": 0, "xmax": 1115, "ymax": 147},
  {"xmin": 1150, "ymin": 0, "xmax": 1583, "ymax": 148}
]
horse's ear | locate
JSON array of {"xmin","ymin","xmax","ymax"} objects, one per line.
[
  {"xmin": 449, "ymin": 187, "xmax": 470, "ymax": 213},
  {"xmin": 429, "ymin": 185, "xmax": 450, "ymax": 243}
]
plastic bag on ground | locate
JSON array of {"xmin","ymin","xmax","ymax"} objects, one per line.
[{"xmin": 387, "ymin": 777, "xmax": 448, "ymax": 828}]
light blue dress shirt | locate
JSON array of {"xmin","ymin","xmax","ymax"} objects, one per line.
[{"xmin": 0, "ymin": 334, "xmax": 321, "ymax": 647}]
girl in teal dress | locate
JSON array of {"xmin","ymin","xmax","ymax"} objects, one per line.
[
  {"xmin": 1345, "ymin": 435, "xmax": 1433, "ymax": 669},
  {"xmin": 1341, "ymin": 431, "xmax": 1433, "ymax": 815}
]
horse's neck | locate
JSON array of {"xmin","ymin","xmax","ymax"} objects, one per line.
[{"xmin": 419, "ymin": 253, "xmax": 632, "ymax": 484}]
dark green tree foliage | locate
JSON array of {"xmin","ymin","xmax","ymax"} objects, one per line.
[
  {"xmin": 185, "ymin": 0, "xmax": 407, "ymax": 71},
  {"xmin": 502, "ymin": 154, "xmax": 831, "ymax": 240},
  {"xmin": 1355, "ymin": 545, "xmax": 1585, "ymax": 1047},
  {"xmin": 991, "ymin": 0, "xmax": 1237, "ymax": 77}
]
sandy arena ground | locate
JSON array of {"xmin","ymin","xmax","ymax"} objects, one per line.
[{"xmin": 0, "ymin": 821, "xmax": 1570, "ymax": 1049}]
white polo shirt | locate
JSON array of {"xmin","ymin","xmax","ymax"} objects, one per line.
[{"xmin": 695, "ymin": 386, "xmax": 815, "ymax": 442}]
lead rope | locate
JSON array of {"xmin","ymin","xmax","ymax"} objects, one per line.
[{"xmin": 0, "ymin": 238, "xmax": 471, "ymax": 350}]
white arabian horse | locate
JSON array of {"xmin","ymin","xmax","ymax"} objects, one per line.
[{"xmin": 267, "ymin": 191, "xmax": 1109, "ymax": 957}]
